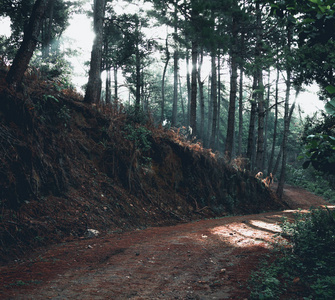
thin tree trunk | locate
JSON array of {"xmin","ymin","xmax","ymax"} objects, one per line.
[
  {"xmin": 246, "ymin": 75, "xmax": 258, "ymax": 171},
  {"xmin": 190, "ymin": 39, "xmax": 198, "ymax": 136},
  {"xmin": 210, "ymin": 52, "xmax": 218, "ymax": 150},
  {"xmin": 225, "ymin": 16, "xmax": 238, "ymax": 160},
  {"xmin": 238, "ymin": 66, "xmax": 244, "ymax": 156},
  {"xmin": 186, "ymin": 49, "xmax": 191, "ymax": 127},
  {"xmin": 105, "ymin": 68, "xmax": 111, "ymax": 104},
  {"xmin": 172, "ymin": 8, "xmax": 178, "ymax": 126},
  {"xmin": 273, "ymin": 100, "xmax": 296, "ymax": 176},
  {"xmin": 255, "ymin": 1, "xmax": 265, "ymax": 172},
  {"xmin": 179, "ymin": 76, "xmax": 186, "ymax": 124},
  {"xmin": 84, "ymin": 0, "xmax": 106, "ymax": 103},
  {"xmin": 135, "ymin": 32, "xmax": 141, "ymax": 114},
  {"xmin": 6, "ymin": 0, "xmax": 49, "ymax": 86},
  {"xmin": 42, "ymin": 0, "xmax": 54, "ymax": 58},
  {"xmin": 216, "ymin": 51, "xmax": 221, "ymax": 150},
  {"xmin": 197, "ymin": 49, "xmax": 205, "ymax": 139},
  {"xmin": 277, "ymin": 22, "xmax": 293, "ymax": 199},
  {"xmin": 206, "ymin": 72, "xmax": 213, "ymax": 147},
  {"xmin": 113, "ymin": 65, "xmax": 118, "ymax": 100},
  {"xmin": 263, "ymin": 69, "xmax": 271, "ymax": 171},
  {"xmin": 268, "ymin": 67, "xmax": 280, "ymax": 174},
  {"xmin": 161, "ymin": 35, "xmax": 170, "ymax": 123}
]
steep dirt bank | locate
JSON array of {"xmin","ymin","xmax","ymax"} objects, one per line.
[
  {"xmin": 0, "ymin": 71, "xmax": 287, "ymax": 262},
  {"xmin": 0, "ymin": 185, "xmax": 331, "ymax": 299}
]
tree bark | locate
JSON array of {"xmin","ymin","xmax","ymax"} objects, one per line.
[
  {"xmin": 277, "ymin": 22, "xmax": 293, "ymax": 199},
  {"xmin": 105, "ymin": 68, "xmax": 111, "ymax": 104},
  {"xmin": 161, "ymin": 36, "xmax": 170, "ymax": 123},
  {"xmin": 6, "ymin": 0, "xmax": 49, "ymax": 87},
  {"xmin": 210, "ymin": 52, "xmax": 218, "ymax": 150},
  {"xmin": 197, "ymin": 49, "xmax": 205, "ymax": 139},
  {"xmin": 225, "ymin": 16, "xmax": 238, "ymax": 160},
  {"xmin": 190, "ymin": 39, "xmax": 198, "ymax": 137},
  {"xmin": 84, "ymin": 0, "xmax": 106, "ymax": 103},
  {"xmin": 246, "ymin": 75, "xmax": 258, "ymax": 171},
  {"xmin": 268, "ymin": 68, "xmax": 280, "ymax": 174},
  {"xmin": 255, "ymin": 1, "xmax": 265, "ymax": 172},
  {"xmin": 216, "ymin": 51, "xmax": 222, "ymax": 150},
  {"xmin": 135, "ymin": 23, "xmax": 141, "ymax": 114},
  {"xmin": 238, "ymin": 65, "xmax": 244, "ymax": 156},
  {"xmin": 172, "ymin": 7, "xmax": 178, "ymax": 127},
  {"xmin": 186, "ymin": 49, "xmax": 191, "ymax": 127},
  {"xmin": 263, "ymin": 69, "xmax": 271, "ymax": 171},
  {"xmin": 113, "ymin": 65, "xmax": 118, "ymax": 100}
]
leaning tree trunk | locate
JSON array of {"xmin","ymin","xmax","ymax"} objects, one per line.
[
  {"xmin": 6, "ymin": 0, "xmax": 49, "ymax": 87},
  {"xmin": 84, "ymin": 0, "xmax": 106, "ymax": 104}
]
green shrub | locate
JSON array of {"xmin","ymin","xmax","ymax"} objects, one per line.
[{"xmin": 249, "ymin": 208, "xmax": 335, "ymax": 299}]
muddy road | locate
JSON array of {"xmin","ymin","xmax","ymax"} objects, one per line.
[{"xmin": 1, "ymin": 185, "xmax": 332, "ymax": 299}]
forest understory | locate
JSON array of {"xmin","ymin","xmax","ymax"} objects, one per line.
[{"xmin": 0, "ymin": 70, "xmax": 287, "ymax": 263}]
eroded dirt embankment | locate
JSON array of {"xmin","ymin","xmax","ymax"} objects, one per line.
[
  {"xmin": 0, "ymin": 71, "xmax": 285, "ymax": 262},
  {"xmin": 0, "ymin": 185, "xmax": 331, "ymax": 300}
]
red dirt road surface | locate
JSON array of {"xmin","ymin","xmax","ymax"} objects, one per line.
[{"xmin": 1, "ymin": 185, "xmax": 332, "ymax": 299}]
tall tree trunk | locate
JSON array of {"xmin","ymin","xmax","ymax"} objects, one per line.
[
  {"xmin": 277, "ymin": 22, "xmax": 293, "ymax": 199},
  {"xmin": 6, "ymin": 0, "xmax": 49, "ymax": 87},
  {"xmin": 135, "ymin": 25, "xmax": 141, "ymax": 115},
  {"xmin": 206, "ymin": 72, "xmax": 213, "ymax": 147},
  {"xmin": 190, "ymin": 39, "xmax": 198, "ymax": 136},
  {"xmin": 84, "ymin": 0, "xmax": 106, "ymax": 103},
  {"xmin": 273, "ymin": 100, "xmax": 296, "ymax": 176},
  {"xmin": 246, "ymin": 75, "xmax": 258, "ymax": 171},
  {"xmin": 225, "ymin": 16, "xmax": 238, "ymax": 160},
  {"xmin": 197, "ymin": 49, "xmax": 205, "ymax": 139},
  {"xmin": 210, "ymin": 52, "xmax": 218, "ymax": 150},
  {"xmin": 268, "ymin": 68, "xmax": 280, "ymax": 174},
  {"xmin": 255, "ymin": 70, "xmax": 265, "ymax": 171},
  {"xmin": 172, "ymin": 7, "xmax": 178, "ymax": 127},
  {"xmin": 216, "ymin": 51, "xmax": 221, "ymax": 150},
  {"xmin": 161, "ymin": 35, "xmax": 170, "ymax": 123},
  {"xmin": 238, "ymin": 65, "xmax": 244, "ymax": 156},
  {"xmin": 255, "ymin": 1, "xmax": 265, "ymax": 172},
  {"xmin": 263, "ymin": 69, "xmax": 271, "ymax": 171},
  {"xmin": 186, "ymin": 49, "xmax": 191, "ymax": 127}
]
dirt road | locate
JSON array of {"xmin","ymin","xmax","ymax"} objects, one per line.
[{"xmin": 1, "ymin": 185, "xmax": 332, "ymax": 299}]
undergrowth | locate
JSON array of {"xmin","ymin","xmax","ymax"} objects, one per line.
[
  {"xmin": 286, "ymin": 164, "xmax": 335, "ymax": 202},
  {"xmin": 249, "ymin": 207, "xmax": 335, "ymax": 299}
]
